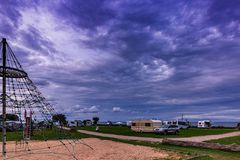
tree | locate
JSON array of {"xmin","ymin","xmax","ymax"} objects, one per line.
[
  {"xmin": 92, "ymin": 117, "xmax": 99, "ymax": 125},
  {"xmin": 52, "ymin": 114, "xmax": 67, "ymax": 125},
  {"xmin": 0, "ymin": 114, "xmax": 19, "ymax": 121}
]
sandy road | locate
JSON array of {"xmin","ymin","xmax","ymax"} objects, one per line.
[
  {"xmin": 77, "ymin": 129, "xmax": 240, "ymax": 143},
  {"xmin": 171, "ymin": 131, "xmax": 240, "ymax": 142},
  {"xmin": 77, "ymin": 129, "xmax": 163, "ymax": 142}
]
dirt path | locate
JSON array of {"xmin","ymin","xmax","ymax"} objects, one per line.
[
  {"xmin": 77, "ymin": 130, "xmax": 163, "ymax": 142},
  {"xmin": 170, "ymin": 131, "xmax": 240, "ymax": 142},
  {"xmin": 77, "ymin": 129, "xmax": 240, "ymax": 143},
  {"xmin": 1, "ymin": 138, "xmax": 183, "ymax": 160}
]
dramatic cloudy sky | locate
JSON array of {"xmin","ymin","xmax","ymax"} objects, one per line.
[{"xmin": 0, "ymin": 0, "xmax": 239, "ymax": 121}]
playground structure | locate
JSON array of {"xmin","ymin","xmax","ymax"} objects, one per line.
[{"xmin": 0, "ymin": 38, "xmax": 91, "ymax": 160}]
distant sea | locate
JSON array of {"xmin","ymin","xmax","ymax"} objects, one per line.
[{"xmin": 191, "ymin": 122, "xmax": 239, "ymax": 127}]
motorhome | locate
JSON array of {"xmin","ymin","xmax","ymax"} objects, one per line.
[
  {"xmin": 163, "ymin": 120, "xmax": 190, "ymax": 129},
  {"xmin": 176, "ymin": 120, "xmax": 190, "ymax": 129},
  {"xmin": 131, "ymin": 120, "xmax": 162, "ymax": 132},
  {"xmin": 68, "ymin": 120, "xmax": 83, "ymax": 127},
  {"xmin": 198, "ymin": 120, "xmax": 211, "ymax": 128},
  {"xmin": 83, "ymin": 119, "xmax": 92, "ymax": 126},
  {"xmin": 68, "ymin": 121, "xmax": 77, "ymax": 127},
  {"xmin": 75, "ymin": 120, "xmax": 83, "ymax": 126}
]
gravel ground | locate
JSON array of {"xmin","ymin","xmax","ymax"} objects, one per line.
[{"xmin": 0, "ymin": 138, "xmax": 182, "ymax": 160}]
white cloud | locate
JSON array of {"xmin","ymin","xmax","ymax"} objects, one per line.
[
  {"xmin": 16, "ymin": 6, "xmax": 121, "ymax": 71},
  {"xmin": 136, "ymin": 58, "xmax": 175, "ymax": 82},
  {"xmin": 198, "ymin": 27, "xmax": 222, "ymax": 45},
  {"xmin": 112, "ymin": 107, "xmax": 123, "ymax": 112},
  {"xmin": 183, "ymin": 109, "xmax": 240, "ymax": 120},
  {"xmin": 74, "ymin": 105, "xmax": 99, "ymax": 113}
]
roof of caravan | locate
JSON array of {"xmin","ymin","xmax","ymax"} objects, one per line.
[
  {"xmin": 151, "ymin": 120, "xmax": 162, "ymax": 122},
  {"xmin": 132, "ymin": 120, "xmax": 162, "ymax": 123}
]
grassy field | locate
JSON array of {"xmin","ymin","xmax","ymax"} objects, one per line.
[
  {"xmin": 75, "ymin": 126, "xmax": 237, "ymax": 138},
  {"xmin": 0, "ymin": 128, "xmax": 90, "ymax": 141},
  {"xmin": 208, "ymin": 136, "xmax": 240, "ymax": 145}
]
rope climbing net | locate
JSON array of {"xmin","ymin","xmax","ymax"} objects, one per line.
[{"xmin": 0, "ymin": 38, "xmax": 92, "ymax": 160}]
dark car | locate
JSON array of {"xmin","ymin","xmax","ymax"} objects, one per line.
[{"xmin": 154, "ymin": 125, "xmax": 179, "ymax": 134}]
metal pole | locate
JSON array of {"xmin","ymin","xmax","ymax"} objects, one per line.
[{"xmin": 2, "ymin": 38, "xmax": 7, "ymax": 159}]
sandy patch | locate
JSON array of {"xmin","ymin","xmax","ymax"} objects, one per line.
[{"xmin": 0, "ymin": 138, "xmax": 182, "ymax": 160}]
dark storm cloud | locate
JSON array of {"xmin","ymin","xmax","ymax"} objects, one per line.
[
  {"xmin": 207, "ymin": 0, "xmax": 240, "ymax": 24},
  {"xmin": 52, "ymin": 0, "xmax": 115, "ymax": 30},
  {"xmin": 0, "ymin": 0, "xmax": 239, "ymax": 121}
]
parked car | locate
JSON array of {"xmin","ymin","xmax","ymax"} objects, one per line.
[{"xmin": 154, "ymin": 125, "xmax": 179, "ymax": 134}]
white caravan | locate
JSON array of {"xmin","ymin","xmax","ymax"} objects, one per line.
[{"xmin": 198, "ymin": 120, "xmax": 211, "ymax": 128}]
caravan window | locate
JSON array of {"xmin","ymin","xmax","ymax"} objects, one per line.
[{"xmin": 145, "ymin": 123, "xmax": 151, "ymax": 127}]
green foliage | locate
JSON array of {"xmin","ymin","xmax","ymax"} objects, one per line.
[
  {"xmin": 0, "ymin": 114, "xmax": 19, "ymax": 121},
  {"xmin": 52, "ymin": 114, "xmax": 67, "ymax": 125},
  {"xmin": 92, "ymin": 117, "xmax": 99, "ymax": 125}
]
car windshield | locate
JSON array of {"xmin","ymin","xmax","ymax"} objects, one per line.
[{"xmin": 161, "ymin": 125, "xmax": 169, "ymax": 128}]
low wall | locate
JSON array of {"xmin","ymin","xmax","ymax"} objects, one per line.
[{"xmin": 162, "ymin": 139, "xmax": 240, "ymax": 152}]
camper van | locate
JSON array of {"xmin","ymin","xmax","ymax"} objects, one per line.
[
  {"xmin": 176, "ymin": 120, "xmax": 190, "ymax": 129},
  {"xmin": 68, "ymin": 120, "xmax": 83, "ymax": 127},
  {"xmin": 68, "ymin": 121, "xmax": 77, "ymax": 127},
  {"xmin": 198, "ymin": 120, "xmax": 211, "ymax": 128},
  {"xmin": 131, "ymin": 120, "xmax": 162, "ymax": 132},
  {"xmin": 163, "ymin": 120, "xmax": 190, "ymax": 129}
]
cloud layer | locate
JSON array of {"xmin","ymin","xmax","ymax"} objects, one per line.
[{"xmin": 0, "ymin": 0, "xmax": 239, "ymax": 121}]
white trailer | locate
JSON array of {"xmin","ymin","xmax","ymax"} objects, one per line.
[
  {"xmin": 198, "ymin": 120, "xmax": 211, "ymax": 128},
  {"xmin": 68, "ymin": 121, "xmax": 77, "ymax": 127},
  {"xmin": 126, "ymin": 121, "xmax": 132, "ymax": 127}
]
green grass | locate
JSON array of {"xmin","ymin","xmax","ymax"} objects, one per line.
[
  {"xmin": 190, "ymin": 156, "xmax": 215, "ymax": 160},
  {"xmin": 208, "ymin": 136, "xmax": 240, "ymax": 145},
  {"xmin": 0, "ymin": 128, "xmax": 90, "ymax": 141},
  {"xmin": 0, "ymin": 131, "xmax": 23, "ymax": 141},
  {"xmin": 32, "ymin": 128, "xmax": 91, "ymax": 140},
  {"xmin": 75, "ymin": 126, "xmax": 236, "ymax": 138}
]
